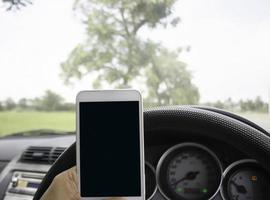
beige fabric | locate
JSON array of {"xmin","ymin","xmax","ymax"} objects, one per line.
[{"xmin": 41, "ymin": 166, "xmax": 126, "ymax": 200}]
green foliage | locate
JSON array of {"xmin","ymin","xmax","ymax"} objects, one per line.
[
  {"xmin": 5, "ymin": 98, "xmax": 16, "ymax": 110},
  {"xmin": 28, "ymin": 90, "xmax": 75, "ymax": 111},
  {"xmin": 38, "ymin": 90, "xmax": 64, "ymax": 111},
  {"xmin": 204, "ymin": 96, "xmax": 269, "ymax": 113},
  {"xmin": 18, "ymin": 98, "xmax": 28, "ymax": 109},
  {"xmin": 61, "ymin": 0, "xmax": 199, "ymax": 106},
  {"xmin": 240, "ymin": 96, "xmax": 268, "ymax": 113},
  {"xmin": 1, "ymin": 91, "xmax": 74, "ymax": 112},
  {"xmin": 209, "ymin": 100, "xmax": 224, "ymax": 109},
  {"xmin": 0, "ymin": 102, "xmax": 3, "ymax": 111},
  {"xmin": 145, "ymin": 47, "xmax": 199, "ymax": 106}
]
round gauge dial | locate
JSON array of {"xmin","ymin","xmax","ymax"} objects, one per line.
[
  {"xmin": 157, "ymin": 143, "xmax": 222, "ymax": 200},
  {"xmin": 221, "ymin": 160, "xmax": 270, "ymax": 200},
  {"xmin": 145, "ymin": 162, "xmax": 157, "ymax": 199}
]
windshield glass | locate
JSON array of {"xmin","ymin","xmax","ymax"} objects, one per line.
[{"xmin": 0, "ymin": 0, "xmax": 269, "ymax": 136}]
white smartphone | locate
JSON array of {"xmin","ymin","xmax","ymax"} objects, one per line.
[{"xmin": 76, "ymin": 90, "xmax": 145, "ymax": 200}]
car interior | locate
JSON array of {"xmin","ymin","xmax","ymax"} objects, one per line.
[
  {"xmin": 0, "ymin": 0, "xmax": 270, "ymax": 200},
  {"xmin": 0, "ymin": 106, "xmax": 269, "ymax": 200}
]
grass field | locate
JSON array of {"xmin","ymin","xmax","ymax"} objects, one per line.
[
  {"xmin": 0, "ymin": 111, "xmax": 75, "ymax": 136},
  {"xmin": 0, "ymin": 111, "xmax": 269, "ymax": 137}
]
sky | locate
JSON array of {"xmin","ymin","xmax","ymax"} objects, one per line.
[{"xmin": 0, "ymin": 0, "xmax": 270, "ymax": 103}]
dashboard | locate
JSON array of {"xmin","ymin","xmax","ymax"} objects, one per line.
[
  {"xmin": 0, "ymin": 135, "xmax": 75, "ymax": 200},
  {"xmin": 0, "ymin": 107, "xmax": 269, "ymax": 200},
  {"xmin": 145, "ymin": 140, "xmax": 270, "ymax": 200}
]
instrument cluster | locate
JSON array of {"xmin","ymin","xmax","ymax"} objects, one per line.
[{"xmin": 145, "ymin": 142, "xmax": 270, "ymax": 200}]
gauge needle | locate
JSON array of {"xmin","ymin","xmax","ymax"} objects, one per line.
[
  {"xmin": 171, "ymin": 171, "xmax": 200, "ymax": 187},
  {"xmin": 230, "ymin": 181, "xmax": 247, "ymax": 194}
]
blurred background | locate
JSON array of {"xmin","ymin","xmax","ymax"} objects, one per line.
[{"xmin": 0, "ymin": 0, "xmax": 269, "ymax": 135}]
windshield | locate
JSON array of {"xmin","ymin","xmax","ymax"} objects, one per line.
[{"xmin": 0, "ymin": 0, "xmax": 269, "ymax": 136}]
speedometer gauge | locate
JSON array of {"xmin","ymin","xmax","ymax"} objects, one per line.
[
  {"xmin": 157, "ymin": 143, "xmax": 222, "ymax": 200},
  {"xmin": 221, "ymin": 159, "xmax": 270, "ymax": 200}
]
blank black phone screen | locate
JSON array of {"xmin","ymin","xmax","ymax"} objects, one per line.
[{"xmin": 79, "ymin": 101, "xmax": 141, "ymax": 197}]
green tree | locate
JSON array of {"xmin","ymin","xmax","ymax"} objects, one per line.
[
  {"xmin": 145, "ymin": 47, "xmax": 199, "ymax": 105},
  {"xmin": 0, "ymin": 101, "xmax": 4, "ymax": 111},
  {"xmin": 254, "ymin": 96, "xmax": 268, "ymax": 112},
  {"xmin": 5, "ymin": 98, "xmax": 16, "ymax": 110},
  {"xmin": 39, "ymin": 90, "xmax": 64, "ymax": 111},
  {"xmin": 58, "ymin": 103, "xmax": 75, "ymax": 111},
  {"xmin": 61, "ymin": 0, "xmax": 199, "ymax": 106},
  {"xmin": 18, "ymin": 98, "xmax": 28, "ymax": 109},
  {"xmin": 213, "ymin": 100, "xmax": 225, "ymax": 109},
  {"xmin": 30, "ymin": 98, "xmax": 42, "ymax": 111}
]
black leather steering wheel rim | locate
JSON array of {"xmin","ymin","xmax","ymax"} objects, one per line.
[{"xmin": 34, "ymin": 106, "xmax": 270, "ymax": 200}]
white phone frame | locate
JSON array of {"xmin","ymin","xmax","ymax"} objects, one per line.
[{"xmin": 76, "ymin": 90, "xmax": 145, "ymax": 200}]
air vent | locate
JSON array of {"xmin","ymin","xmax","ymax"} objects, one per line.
[
  {"xmin": 21, "ymin": 146, "xmax": 66, "ymax": 164},
  {"xmin": 21, "ymin": 146, "xmax": 52, "ymax": 164},
  {"xmin": 50, "ymin": 147, "xmax": 66, "ymax": 163}
]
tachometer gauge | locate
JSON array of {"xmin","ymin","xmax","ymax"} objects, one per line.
[
  {"xmin": 221, "ymin": 159, "xmax": 270, "ymax": 200},
  {"xmin": 157, "ymin": 143, "xmax": 223, "ymax": 200}
]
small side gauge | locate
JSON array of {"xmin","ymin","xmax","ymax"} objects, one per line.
[
  {"xmin": 221, "ymin": 159, "xmax": 270, "ymax": 200},
  {"xmin": 157, "ymin": 143, "xmax": 223, "ymax": 200},
  {"xmin": 145, "ymin": 162, "xmax": 157, "ymax": 199}
]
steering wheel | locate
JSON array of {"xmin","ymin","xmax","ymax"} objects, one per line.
[{"xmin": 34, "ymin": 106, "xmax": 270, "ymax": 200}]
